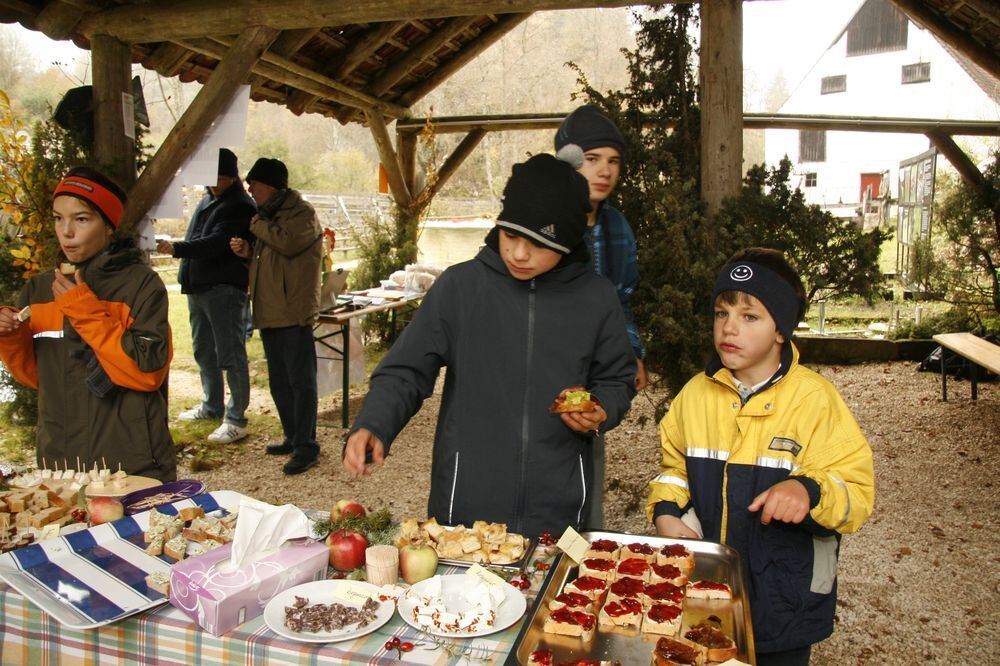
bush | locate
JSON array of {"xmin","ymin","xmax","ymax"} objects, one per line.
[{"xmin": 890, "ymin": 306, "xmax": 999, "ymax": 340}]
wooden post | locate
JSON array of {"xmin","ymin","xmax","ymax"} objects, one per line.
[
  {"xmin": 926, "ymin": 130, "xmax": 987, "ymax": 196},
  {"xmin": 397, "ymin": 131, "xmax": 418, "ymax": 199},
  {"xmin": 366, "ymin": 109, "xmax": 412, "ymax": 207},
  {"xmin": 91, "ymin": 34, "xmax": 136, "ymax": 188},
  {"xmin": 122, "ymin": 26, "xmax": 279, "ymax": 228},
  {"xmin": 699, "ymin": 0, "xmax": 743, "ymax": 218},
  {"xmin": 411, "ymin": 129, "xmax": 486, "ymax": 214}
]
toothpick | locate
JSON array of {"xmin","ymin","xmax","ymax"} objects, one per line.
[
  {"xmin": 76, "ymin": 456, "xmax": 81, "ymax": 471},
  {"xmin": 41, "ymin": 457, "xmax": 46, "ymax": 471},
  {"xmin": 63, "ymin": 458, "xmax": 68, "ymax": 471},
  {"xmin": 101, "ymin": 457, "xmax": 107, "ymax": 470},
  {"xmin": 118, "ymin": 462, "xmax": 122, "ymax": 473}
]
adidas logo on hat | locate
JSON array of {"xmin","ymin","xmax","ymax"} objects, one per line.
[{"xmin": 540, "ymin": 224, "xmax": 556, "ymax": 238}]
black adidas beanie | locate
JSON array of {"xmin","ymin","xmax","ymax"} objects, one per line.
[
  {"xmin": 495, "ymin": 154, "xmax": 591, "ymax": 255},
  {"xmin": 554, "ymin": 103, "xmax": 627, "ymax": 161}
]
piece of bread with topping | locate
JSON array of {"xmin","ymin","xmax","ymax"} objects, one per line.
[{"xmin": 542, "ymin": 608, "xmax": 596, "ymax": 641}]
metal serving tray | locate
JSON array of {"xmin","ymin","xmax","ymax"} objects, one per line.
[{"xmin": 512, "ymin": 531, "xmax": 755, "ymax": 665}]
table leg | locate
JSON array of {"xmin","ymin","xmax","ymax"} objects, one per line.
[
  {"xmin": 941, "ymin": 353, "xmax": 947, "ymax": 401},
  {"xmin": 971, "ymin": 362, "xmax": 978, "ymax": 400},
  {"xmin": 342, "ymin": 319, "xmax": 350, "ymax": 428}
]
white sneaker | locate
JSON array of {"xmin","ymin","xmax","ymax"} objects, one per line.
[
  {"xmin": 207, "ymin": 423, "xmax": 248, "ymax": 444},
  {"xmin": 177, "ymin": 406, "xmax": 217, "ymax": 421}
]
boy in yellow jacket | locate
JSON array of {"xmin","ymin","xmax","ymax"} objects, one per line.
[{"xmin": 647, "ymin": 248, "xmax": 874, "ymax": 666}]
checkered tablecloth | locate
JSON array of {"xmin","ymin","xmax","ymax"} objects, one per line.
[{"xmin": 0, "ymin": 552, "xmax": 556, "ymax": 665}]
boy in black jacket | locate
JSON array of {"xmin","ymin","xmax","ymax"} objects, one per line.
[{"xmin": 343, "ymin": 154, "xmax": 636, "ymax": 537}]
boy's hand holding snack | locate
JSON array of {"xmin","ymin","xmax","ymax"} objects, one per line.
[
  {"xmin": 551, "ymin": 387, "xmax": 606, "ymax": 433},
  {"xmin": 0, "ymin": 307, "xmax": 21, "ymax": 335},
  {"xmin": 51, "ymin": 266, "xmax": 82, "ymax": 298},
  {"xmin": 229, "ymin": 237, "xmax": 250, "ymax": 258},
  {"xmin": 748, "ymin": 478, "xmax": 811, "ymax": 525},
  {"xmin": 343, "ymin": 427, "xmax": 385, "ymax": 477}
]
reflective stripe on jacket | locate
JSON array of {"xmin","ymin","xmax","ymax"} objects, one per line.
[{"xmin": 646, "ymin": 344, "xmax": 874, "ymax": 652}]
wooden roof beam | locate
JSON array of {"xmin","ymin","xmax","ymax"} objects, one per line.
[
  {"xmin": 926, "ymin": 130, "xmax": 987, "ymax": 196},
  {"xmin": 410, "ymin": 128, "xmax": 486, "ymax": 213},
  {"xmin": 370, "ymin": 16, "xmax": 480, "ymax": 97},
  {"xmin": 394, "ymin": 112, "xmax": 1000, "ymax": 136},
  {"xmin": 174, "ymin": 37, "xmax": 409, "ymax": 118},
  {"xmin": 397, "ymin": 13, "xmax": 531, "ymax": 107},
  {"xmin": 77, "ymin": 0, "xmax": 641, "ymax": 43},
  {"xmin": 34, "ymin": 0, "xmax": 87, "ymax": 40},
  {"xmin": 890, "ymin": 0, "xmax": 1000, "ymax": 81},
  {"xmin": 366, "ymin": 109, "xmax": 411, "ymax": 207},
  {"xmin": 144, "ymin": 42, "xmax": 193, "ymax": 76},
  {"xmin": 124, "ymin": 26, "xmax": 279, "ymax": 227}
]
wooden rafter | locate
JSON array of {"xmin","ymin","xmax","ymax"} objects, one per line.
[
  {"xmin": 143, "ymin": 42, "xmax": 193, "ymax": 76},
  {"xmin": 410, "ymin": 129, "xmax": 486, "ymax": 213},
  {"xmin": 76, "ymin": 0, "xmax": 635, "ymax": 43},
  {"xmin": 891, "ymin": 0, "xmax": 1000, "ymax": 80},
  {"xmin": 397, "ymin": 13, "xmax": 531, "ymax": 107},
  {"xmin": 173, "ymin": 37, "xmax": 409, "ymax": 118},
  {"xmin": 286, "ymin": 20, "xmax": 406, "ymax": 115},
  {"xmin": 34, "ymin": 0, "xmax": 86, "ymax": 40},
  {"xmin": 123, "ymin": 26, "xmax": 279, "ymax": 227},
  {"xmin": 366, "ymin": 110, "xmax": 412, "ymax": 207},
  {"xmin": 394, "ymin": 112, "xmax": 1000, "ymax": 136},
  {"xmin": 926, "ymin": 129, "xmax": 988, "ymax": 195}
]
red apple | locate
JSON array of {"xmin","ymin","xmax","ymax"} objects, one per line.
[
  {"xmin": 399, "ymin": 543, "xmax": 438, "ymax": 584},
  {"xmin": 326, "ymin": 529, "xmax": 368, "ymax": 571},
  {"xmin": 330, "ymin": 499, "xmax": 366, "ymax": 521},
  {"xmin": 87, "ymin": 496, "xmax": 124, "ymax": 525}
]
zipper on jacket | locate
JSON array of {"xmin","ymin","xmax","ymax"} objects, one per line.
[
  {"xmin": 514, "ymin": 278, "xmax": 536, "ymax": 533},
  {"xmin": 448, "ymin": 452, "xmax": 460, "ymax": 524},
  {"xmin": 576, "ymin": 454, "xmax": 587, "ymax": 526}
]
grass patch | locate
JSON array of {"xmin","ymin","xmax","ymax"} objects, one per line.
[{"xmin": 0, "ymin": 423, "xmax": 34, "ymax": 465}]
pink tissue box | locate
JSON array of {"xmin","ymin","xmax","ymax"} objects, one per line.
[{"xmin": 169, "ymin": 539, "xmax": 328, "ymax": 635}]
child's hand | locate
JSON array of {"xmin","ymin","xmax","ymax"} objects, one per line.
[
  {"xmin": 654, "ymin": 514, "xmax": 699, "ymax": 539},
  {"xmin": 0, "ymin": 307, "xmax": 21, "ymax": 335},
  {"xmin": 748, "ymin": 479, "xmax": 811, "ymax": 525},
  {"xmin": 560, "ymin": 402, "xmax": 607, "ymax": 433},
  {"xmin": 342, "ymin": 428, "xmax": 384, "ymax": 477},
  {"xmin": 51, "ymin": 268, "xmax": 81, "ymax": 298}
]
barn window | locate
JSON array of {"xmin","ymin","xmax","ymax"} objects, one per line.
[
  {"xmin": 846, "ymin": 0, "xmax": 908, "ymax": 56},
  {"xmin": 901, "ymin": 62, "xmax": 931, "ymax": 84},
  {"xmin": 799, "ymin": 131, "xmax": 827, "ymax": 163},
  {"xmin": 821, "ymin": 75, "xmax": 847, "ymax": 94},
  {"xmin": 805, "ymin": 173, "xmax": 818, "ymax": 187}
]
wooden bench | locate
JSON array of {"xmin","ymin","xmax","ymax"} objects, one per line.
[{"xmin": 932, "ymin": 333, "xmax": 1000, "ymax": 400}]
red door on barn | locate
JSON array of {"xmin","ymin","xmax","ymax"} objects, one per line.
[{"xmin": 860, "ymin": 173, "xmax": 882, "ymax": 202}]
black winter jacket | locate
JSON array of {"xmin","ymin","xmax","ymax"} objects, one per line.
[
  {"xmin": 352, "ymin": 244, "xmax": 637, "ymax": 537},
  {"xmin": 174, "ymin": 181, "xmax": 256, "ymax": 293}
]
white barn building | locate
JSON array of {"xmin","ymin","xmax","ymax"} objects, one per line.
[{"xmin": 764, "ymin": 0, "xmax": 999, "ymax": 214}]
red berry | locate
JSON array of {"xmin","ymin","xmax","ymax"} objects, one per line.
[
  {"xmin": 384, "ymin": 641, "xmax": 393, "ymax": 651},
  {"xmin": 519, "ymin": 579, "xmax": 530, "ymax": 590},
  {"xmin": 510, "ymin": 579, "xmax": 520, "ymax": 587},
  {"xmin": 400, "ymin": 642, "xmax": 414, "ymax": 652},
  {"xmin": 391, "ymin": 637, "xmax": 401, "ymax": 647}
]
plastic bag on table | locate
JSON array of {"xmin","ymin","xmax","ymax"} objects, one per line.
[{"xmin": 315, "ymin": 322, "xmax": 366, "ymax": 399}]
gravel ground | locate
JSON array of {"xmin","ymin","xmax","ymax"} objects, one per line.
[{"xmin": 173, "ymin": 360, "xmax": 999, "ymax": 664}]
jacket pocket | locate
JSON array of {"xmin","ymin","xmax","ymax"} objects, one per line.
[{"xmin": 810, "ymin": 535, "xmax": 838, "ymax": 594}]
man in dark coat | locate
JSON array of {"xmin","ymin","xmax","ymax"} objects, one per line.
[{"xmin": 157, "ymin": 148, "xmax": 256, "ymax": 444}]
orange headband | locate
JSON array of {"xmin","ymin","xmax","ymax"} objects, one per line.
[{"xmin": 53, "ymin": 177, "xmax": 125, "ymax": 228}]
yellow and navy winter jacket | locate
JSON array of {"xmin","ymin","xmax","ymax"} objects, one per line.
[
  {"xmin": 646, "ymin": 344, "xmax": 874, "ymax": 652},
  {"xmin": 0, "ymin": 245, "xmax": 177, "ymax": 482}
]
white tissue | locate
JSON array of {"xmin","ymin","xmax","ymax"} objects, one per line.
[{"xmin": 227, "ymin": 497, "xmax": 311, "ymax": 569}]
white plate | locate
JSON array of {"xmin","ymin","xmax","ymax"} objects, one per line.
[
  {"xmin": 397, "ymin": 574, "xmax": 527, "ymax": 639},
  {"xmin": 263, "ymin": 579, "xmax": 395, "ymax": 643}
]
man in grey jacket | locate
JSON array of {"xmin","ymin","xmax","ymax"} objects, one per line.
[{"xmin": 231, "ymin": 158, "xmax": 323, "ymax": 475}]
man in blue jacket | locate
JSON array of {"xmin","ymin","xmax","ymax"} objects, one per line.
[
  {"xmin": 343, "ymin": 154, "xmax": 636, "ymax": 537},
  {"xmin": 157, "ymin": 148, "xmax": 256, "ymax": 444}
]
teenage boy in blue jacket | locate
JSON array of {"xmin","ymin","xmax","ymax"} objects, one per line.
[
  {"xmin": 343, "ymin": 154, "xmax": 637, "ymax": 537},
  {"xmin": 648, "ymin": 248, "xmax": 875, "ymax": 665}
]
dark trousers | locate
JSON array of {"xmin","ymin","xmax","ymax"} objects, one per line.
[
  {"xmin": 757, "ymin": 645, "xmax": 812, "ymax": 666},
  {"xmin": 260, "ymin": 325, "xmax": 319, "ymax": 460}
]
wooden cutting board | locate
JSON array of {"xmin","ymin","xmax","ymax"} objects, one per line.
[{"xmin": 84, "ymin": 475, "xmax": 161, "ymax": 498}]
